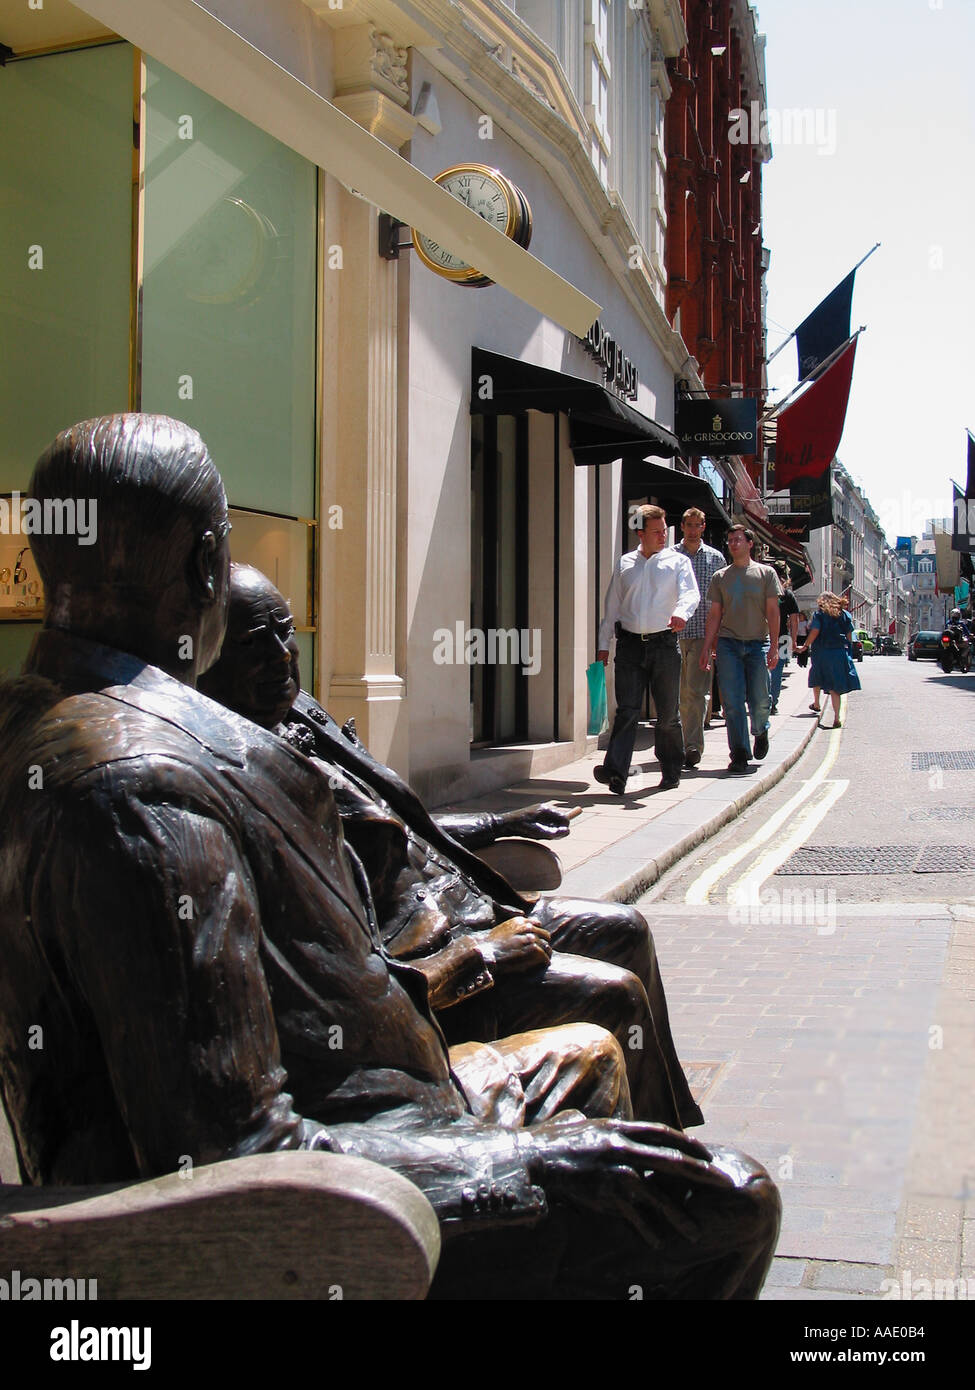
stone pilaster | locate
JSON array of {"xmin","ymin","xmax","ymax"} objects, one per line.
[{"xmin": 324, "ymin": 25, "xmax": 415, "ymax": 764}]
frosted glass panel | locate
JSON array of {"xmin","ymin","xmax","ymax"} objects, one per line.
[
  {"xmin": 0, "ymin": 43, "xmax": 132, "ymax": 491},
  {"xmin": 141, "ymin": 59, "xmax": 317, "ymax": 518}
]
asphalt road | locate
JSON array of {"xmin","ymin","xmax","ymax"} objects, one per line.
[{"xmin": 647, "ymin": 653, "xmax": 975, "ymax": 909}]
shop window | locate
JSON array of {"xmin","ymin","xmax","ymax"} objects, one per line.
[
  {"xmin": 141, "ymin": 58, "xmax": 317, "ymax": 518},
  {"xmin": 140, "ymin": 57, "xmax": 319, "ymax": 667},
  {"xmin": 0, "ymin": 42, "xmax": 131, "ymax": 487},
  {"xmin": 470, "ymin": 414, "xmax": 529, "ymax": 745},
  {"xmin": 0, "ymin": 41, "xmax": 132, "ymax": 671}
]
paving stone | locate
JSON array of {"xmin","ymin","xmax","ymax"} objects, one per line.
[
  {"xmin": 775, "ymin": 1233, "xmax": 894, "ymax": 1265},
  {"xmin": 825, "ymin": 1210, "xmax": 897, "ymax": 1240},
  {"xmin": 764, "ymin": 1257, "xmax": 807, "ymax": 1287},
  {"xmin": 761, "ymin": 1286, "xmax": 870, "ymax": 1301},
  {"xmin": 901, "ymin": 1197, "xmax": 963, "ymax": 1242},
  {"xmin": 894, "ymin": 1239, "xmax": 961, "ymax": 1280},
  {"xmin": 806, "ymin": 1261, "xmax": 892, "ymax": 1294}
]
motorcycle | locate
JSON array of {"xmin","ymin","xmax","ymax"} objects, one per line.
[{"xmin": 939, "ymin": 627, "xmax": 972, "ymax": 674}]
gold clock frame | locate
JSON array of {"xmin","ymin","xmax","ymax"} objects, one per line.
[{"xmin": 411, "ymin": 164, "xmax": 529, "ymax": 285}]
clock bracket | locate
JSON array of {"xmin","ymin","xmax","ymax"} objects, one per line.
[{"xmin": 378, "ymin": 212, "xmax": 415, "ymax": 261}]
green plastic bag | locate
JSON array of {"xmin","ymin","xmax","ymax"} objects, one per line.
[{"xmin": 586, "ymin": 660, "xmax": 609, "ymax": 736}]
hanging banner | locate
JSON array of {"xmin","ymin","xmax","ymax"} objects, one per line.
[
  {"xmin": 676, "ymin": 398, "xmax": 758, "ymax": 456},
  {"xmin": 774, "ymin": 338, "xmax": 858, "ymax": 488},
  {"xmin": 952, "ymin": 482, "xmax": 975, "ymax": 553},
  {"xmin": 789, "ymin": 465, "xmax": 834, "ymax": 531}
]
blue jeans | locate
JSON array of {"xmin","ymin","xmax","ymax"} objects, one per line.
[
  {"xmin": 605, "ymin": 630, "xmax": 684, "ymax": 782},
  {"xmin": 716, "ymin": 636, "xmax": 772, "ymax": 760},
  {"xmin": 770, "ymin": 657, "xmax": 787, "ymax": 705}
]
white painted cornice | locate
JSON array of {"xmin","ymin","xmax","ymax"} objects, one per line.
[{"xmin": 361, "ymin": 1, "xmax": 688, "ymax": 367}]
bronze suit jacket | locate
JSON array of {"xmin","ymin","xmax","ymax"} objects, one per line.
[{"xmin": 0, "ymin": 633, "xmax": 539, "ymax": 1225}]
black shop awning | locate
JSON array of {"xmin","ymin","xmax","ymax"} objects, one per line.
[
  {"xmin": 471, "ymin": 348, "xmax": 681, "ymax": 462},
  {"xmin": 629, "ymin": 459, "xmax": 733, "ymax": 527}
]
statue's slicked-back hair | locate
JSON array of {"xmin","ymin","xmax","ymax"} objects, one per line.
[{"xmin": 28, "ymin": 414, "xmax": 228, "ymax": 597}]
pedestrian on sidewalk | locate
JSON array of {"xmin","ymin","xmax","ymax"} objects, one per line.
[
  {"xmin": 795, "ymin": 592, "xmax": 861, "ymax": 729},
  {"xmin": 769, "ymin": 561, "xmax": 800, "ymax": 714},
  {"xmin": 698, "ymin": 523, "xmax": 780, "ymax": 775},
  {"xmin": 674, "ymin": 507, "xmax": 725, "ymax": 768},
  {"xmin": 594, "ymin": 504, "xmax": 699, "ymax": 795}
]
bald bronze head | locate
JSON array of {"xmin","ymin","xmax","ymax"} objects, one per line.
[{"xmin": 28, "ymin": 414, "xmax": 230, "ymax": 680}]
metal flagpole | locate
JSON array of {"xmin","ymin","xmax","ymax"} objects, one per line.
[{"xmin": 765, "ymin": 243, "xmax": 880, "ymax": 366}]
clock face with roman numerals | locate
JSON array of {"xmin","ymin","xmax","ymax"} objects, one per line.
[{"xmin": 412, "ymin": 165, "xmax": 530, "ymax": 286}]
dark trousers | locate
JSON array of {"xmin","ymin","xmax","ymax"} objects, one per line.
[
  {"xmin": 604, "ymin": 629, "xmax": 684, "ymax": 783},
  {"xmin": 441, "ymin": 897, "xmax": 704, "ymax": 1130}
]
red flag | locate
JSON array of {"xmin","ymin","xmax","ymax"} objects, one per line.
[{"xmin": 775, "ymin": 338, "xmax": 858, "ymax": 488}]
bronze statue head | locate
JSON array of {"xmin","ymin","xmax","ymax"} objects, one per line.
[
  {"xmin": 198, "ymin": 564, "xmax": 301, "ymax": 729},
  {"xmin": 28, "ymin": 414, "xmax": 231, "ymax": 680}
]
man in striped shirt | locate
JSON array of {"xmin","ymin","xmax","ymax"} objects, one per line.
[{"xmin": 674, "ymin": 508, "xmax": 726, "ymax": 767}]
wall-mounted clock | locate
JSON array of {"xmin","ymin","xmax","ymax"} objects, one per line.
[{"xmin": 411, "ymin": 164, "xmax": 532, "ymax": 288}]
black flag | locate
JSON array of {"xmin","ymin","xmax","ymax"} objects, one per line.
[
  {"xmin": 953, "ymin": 482, "xmax": 975, "ymax": 554},
  {"xmin": 795, "ymin": 271, "xmax": 855, "ymax": 382}
]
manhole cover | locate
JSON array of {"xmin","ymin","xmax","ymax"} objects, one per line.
[
  {"xmin": 915, "ymin": 845, "xmax": 975, "ymax": 873},
  {"xmin": 911, "ymin": 750, "xmax": 975, "ymax": 772},
  {"xmin": 908, "ymin": 807, "xmax": 975, "ymax": 822},
  {"xmin": 776, "ymin": 846, "xmax": 919, "ymax": 875}
]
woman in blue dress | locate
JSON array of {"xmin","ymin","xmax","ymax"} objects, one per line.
[{"xmin": 795, "ymin": 592, "xmax": 861, "ymax": 728}]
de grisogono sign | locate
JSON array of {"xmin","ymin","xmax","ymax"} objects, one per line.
[{"xmin": 675, "ymin": 398, "xmax": 759, "ymax": 456}]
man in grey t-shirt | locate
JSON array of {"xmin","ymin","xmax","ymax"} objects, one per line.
[{"xmin": 699, "ymin": 524, "xmax": 781, "ymax": 775}]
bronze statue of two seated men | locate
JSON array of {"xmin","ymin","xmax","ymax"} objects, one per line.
[{"xmin": 0, "ymin": 414, "xmax": 779, "ymax": 1299}]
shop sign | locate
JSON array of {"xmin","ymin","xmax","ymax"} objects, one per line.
[
  {"xmin": 579, "ymin": 320, "xmax": 639, "ymax": 401},
  {"xmin": 676, "ymin": 398, "xmax": 758, "ymax": 456},
  {"xmin": 766, "ymin": 512, "xmax": 811, "ymax": 542}
]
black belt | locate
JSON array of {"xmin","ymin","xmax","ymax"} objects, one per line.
[{"xmin": 618, "ymin": 625, "xmax": 672, "ymax": 642}]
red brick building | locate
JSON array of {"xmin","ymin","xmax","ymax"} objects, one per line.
[{"xmin": 665, "ymin": 0, "xmax": 770, "ymax": 485}]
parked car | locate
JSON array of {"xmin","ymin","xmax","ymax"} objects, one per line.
[
  {"xmin": 854, "ymin": 629, "xmax": 875, "ymax": 656},
  {"xmin": 908, "ymin": 631, "xmax": 943, "ymax": 661}
]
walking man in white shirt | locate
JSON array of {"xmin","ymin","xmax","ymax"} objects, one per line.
[
  {"xmin": 594, "ymin": 505, "xmax": 700, "ymax": 795},
  {"xmin": 674, "ymin": 507, "xmax": 726, "ymax": 768}
]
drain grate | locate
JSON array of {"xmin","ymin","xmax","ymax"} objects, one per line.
[
  {"xmin": 776, "ymin": 844, "xmax": 975, "ymax": 875},
  {"xmin": 915, "ymin": 845, "xmax": 975, "ymax": 873},
  {"xmin": 777, "ymin": 846, "xmax": 919, "ymax": 875},
  {"xmin": 911, "ymin": 750, "xmax": 975, "ymax": 772},
  {"xmin": 908, "ymin": 806, "xmax": 975, "ymax": 822}
]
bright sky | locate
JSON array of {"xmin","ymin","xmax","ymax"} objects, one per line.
[{"xmin": 756, "ymin": 0, "xmax": 974, "ymax": 543}]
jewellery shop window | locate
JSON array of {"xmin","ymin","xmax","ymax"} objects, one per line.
[
  {"xmin": 140, "ymin": 58, "xmax": 319, "ymax": 522},
  {"xmin": 0, "ymin": 525, "xmax": 43, "ymax": 621}
]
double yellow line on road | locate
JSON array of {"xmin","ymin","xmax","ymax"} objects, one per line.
[{"xmin": 685, "ymin": 707, "xmax": 848, "ymax": 905}]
